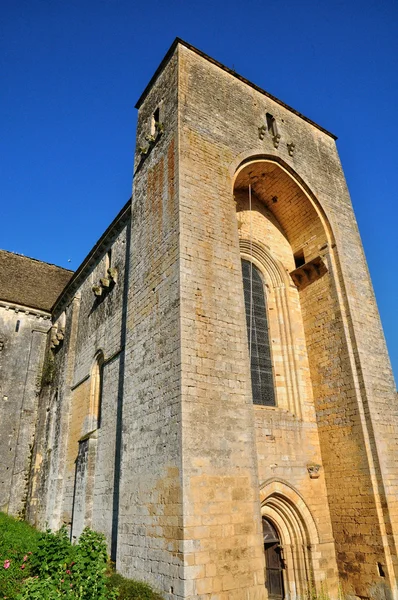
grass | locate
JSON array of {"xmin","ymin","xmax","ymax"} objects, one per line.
[{"xmin": 0, "ymin": 512, "xmax": 40, "ymax": 598}]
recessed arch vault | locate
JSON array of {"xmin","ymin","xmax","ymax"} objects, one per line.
[{"xmin": 231, "ymin": 154, "xmax": 335, "ymax": 248}]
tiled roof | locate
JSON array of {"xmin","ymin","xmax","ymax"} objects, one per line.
[{"xmin": 0, "ymin": 250, "xmax": 73, "ymax": 312}]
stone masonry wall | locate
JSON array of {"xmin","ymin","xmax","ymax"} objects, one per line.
[
  {"xmin": 26, "ymin": 295, "xmax": 80, "ymax": 530},
  {"xmin": 177, "ymin": 42, "xmax": 398, "ymax": 599},
  {"xmin": 117, "ymin": 51, "xmax": 184, "ymax": 599},
  {"xmin": 21, "ymin": 39, "xmax": 398, "ymax": 600},
  {"xmin": 26, "ymin": 214, "xmax": 130, "ymax": 555},
  {"xmin": 0, "ymin": 304, "xmax": 51, "ymax": 516},
  {"xmin": 178, "ymin": 50, "xmax": 267, "ymax": 599},
  {"xmin": 61, "ymin": 220, "xmax": 129, "ymax": 548}
]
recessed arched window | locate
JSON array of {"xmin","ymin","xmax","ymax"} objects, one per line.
[
  {"xmin": 90, "ymin": 351, "xmax": 104, "ymax": 429},
  {"xmin": 241, "ymin": 259, "xmax": 276, "ymax": 406}
]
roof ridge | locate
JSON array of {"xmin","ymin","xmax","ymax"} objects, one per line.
[
  {"xmin": 0, "ymin": 249, "xmax": 74, "ymax": 273},
  {"xmin": 135, "ymin": 37, "xmax": 336, "ymax": 140}
]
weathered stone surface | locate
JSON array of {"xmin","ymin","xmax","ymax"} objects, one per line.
[
  {"xmin": 0, "ymin": 305, "xmax": 50, "ymax": 516},
  {"xmin": 1, "ymin": 39, "xmax": 397, "ymax": 600}
]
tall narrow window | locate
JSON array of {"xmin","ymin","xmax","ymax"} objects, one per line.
[
  {"xmin": 151, "ymin": 107, "xmax": 160, "ymax": 136},
  {"xmin": 105, "ymin": 249, "xmax": 112, "ymax": 273},
  {"xmin": 241, "ymin": 259, "xmax": 276, "ymax": 406},
  {"xmin": 90, "ymin": 352, "xmax": 104, "ymax": 429}
]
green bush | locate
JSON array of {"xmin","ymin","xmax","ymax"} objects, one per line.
[
  {"xmin": 29, "ymin": 525, "xmax": 72, "ymax": 577},
  {"xmin": 106, "ymin": 572, "xmax": 164, "ymax": 600},
  {"xmin": 16, "ymin": 527, "xmax": 116, "ymax": 600},
  {"xmin": 0, "ymin": 513, "xmax": 163, "ymax": 599}
]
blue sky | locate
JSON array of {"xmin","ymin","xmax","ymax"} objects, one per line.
[{"xmin": 1, "ymin": 0, "xmax": 397, "ymax": 383}]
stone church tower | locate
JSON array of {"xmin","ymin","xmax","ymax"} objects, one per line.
[{"xmin": 1, "ymin": 39, "xmax": 398, "ymax": 600}]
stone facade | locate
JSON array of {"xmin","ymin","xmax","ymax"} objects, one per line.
[
  {"xmin": 0, "ymin": 251, "xmax": 71, "ymax": 517},
  {"xmin": 0, "ymin": 304, "xmax": 51, "ymax": 516},
  {"xmin": 1, "ymin": 39, "xmax": 397, "ymax": 600}
]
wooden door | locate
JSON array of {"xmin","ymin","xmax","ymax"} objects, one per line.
[{"xmin": 263, "ymin": 518, "xmax": 284, "ymax": 599}]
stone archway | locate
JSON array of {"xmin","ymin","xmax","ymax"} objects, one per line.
[{"xmin": 260, "ymin": 479, "xmax": 320, "ymax": 600}]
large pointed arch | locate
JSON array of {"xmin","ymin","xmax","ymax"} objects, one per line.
[{"xmin": 231, "ymin": 153, "xmax": 335, "ymax": 247}]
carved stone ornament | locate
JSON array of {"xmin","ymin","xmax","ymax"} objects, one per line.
[
  {"xmin": 307, "ymin": 464, "xmax": 321, "ymax": 479},
  {"xmin": 100, "ymin": 277, "xmax": 111, "ymax": 288},
  {"xmin": 258, "ymin": 125, "xmax": 267, "ymax": 140},
  {"xmin": 139, "ymin": 123, "xmax": 164, "ymax": 160},
  {"xmin": 107, "ymin": 267, "xmax": 118, "ymax": 282},
  {"xmin": 273, "ymin": 133, "xmax": 281, "ymax": 149},
  {"xmin": 287, "ymin": 142, "xmax": 295, "ymax": 156},
  {"xmin": 92, "ymin": 285, "xmax": 103, "ymax": 297},
  {"xmin": 290, "ymin": 256, "xmax": 328, "ymax": 291}
]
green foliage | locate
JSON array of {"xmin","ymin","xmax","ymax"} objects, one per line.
[
  {"xmin": 15, "ymin": 527, "xmax": 117, "ymax": 600},
  {"xmin": 16, "ymin": 576, "xmax": 60, "ymax": 599},
  {"xmin": 30, "ymin": 525, "xmax": 72, "ymax": 577},
  {"xmin": 65, "ymin": 528, "xmax": 116, "ymax": 600},
  {"xmin": 304, "ymin": 581, "xmax": 346, "ymax": 600},
  {"xmin": 0, "ymin": 513, "xmax": 163, "ymax": 599},
  {"xmin": 0, "ymin": 512, "xmax": 40, "ymax": 598},
  {"xmin": 106, "ymin": 572, "xmax": 164, "ymax": 600}
]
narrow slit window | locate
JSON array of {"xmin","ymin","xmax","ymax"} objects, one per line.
[
  {"xmin": 105, "ymin": 249, "xmax": 112, "ymax": 272},
  {"xmin": 377, "ymin": 563, "xmax": 385, "ymax": 577},
  {"xmin": 241, "ymin": 260, "xmax": 276, "ymax": 406},
  {"xmin": 266, "ymin": 113, "xmax": 275, "ymax": 132},
  {"xmin": 151, "ymin": 107, "xmax": 160, "ymax": 135},
  {"xmin": 15, "ymin": 320, "xmax": 20, "ymax": 332},
  {"xmin": 266, "ymin": 112, "xmax": 279, "ymax": 137}
]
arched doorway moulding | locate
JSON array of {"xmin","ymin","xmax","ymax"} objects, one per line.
[
  {"xmin": 230, "ymin": 153, "xmax": 336, "ymax": 248},
  {"xmin": 260, "ymin": 479, "xmax": 320, "ymax": 600},
  {"xmin": 260, "ymin": 478, "xmax": 320, "ymax": 546},
  {"xmin": 240, "ymin": 240, "xmax": 302, "ymax": 418}
]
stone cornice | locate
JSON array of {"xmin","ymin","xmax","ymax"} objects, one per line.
[{"xmin": 0, "ymin": 299, "xmax": 51, "ymax": 319}]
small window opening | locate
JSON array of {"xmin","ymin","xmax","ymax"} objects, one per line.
[
  {"xmin": 377, "ymin": 562, "xmax": 385, "ymax": 577},
  {"xmin": 105, "ymin": 249, "xmax": 112, "ymax": 272},
  {"xmin": 15, "ymin": 320, "xmax": 20, "ymax": 332},
  {"xmin": 266, "ymin": 112, "xmax": 278, "ymax": 137},
  {"xmin": 294, "ymin": 250, "xmax": 305, "ymax": 269},
  {"xmin": 151, "ymin": 107, "xmax": 160, "ymax": 136}
]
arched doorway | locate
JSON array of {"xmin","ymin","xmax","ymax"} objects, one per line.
[
  {"xmin": 260, "ymin": 480, "xmax": 326, "ymax": 600},
  {"xmin": 263, "ymin": 518, "xmax": 285, "ymax": 599}
]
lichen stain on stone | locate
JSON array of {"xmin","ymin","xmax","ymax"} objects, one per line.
[
  {"xmin": 166, "ymin": 138, "xmax": 176, "ymax": 228},
  {"xmin": 145, "ymin": 466, "xmax": 183, "ymax": 554}
]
